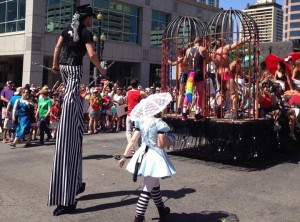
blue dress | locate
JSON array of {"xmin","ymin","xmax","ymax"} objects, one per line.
[
  {"xmin": 126, "ymin": 118, "xmax": 176, "ymax": 178},
  {"xmin": 15, "ymin": 99, "xmax": 31, "ymax": 138}
]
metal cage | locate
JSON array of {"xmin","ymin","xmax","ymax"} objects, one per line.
[
  {"xmin": 205, "ymin": 9, "xmax": 260, "ymax": 120},
  {"xmin": 161, "ymin": 16, "xmax": 206, "ymax": 91}
]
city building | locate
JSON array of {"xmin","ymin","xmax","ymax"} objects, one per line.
[
  {"xmin": 196, "ymin": 0, "xmax": 219, "ymax": 8},
  {"xmin": 0, "ymin": 0, "xmax": 219, "ymax": 88},
  {"xmin": 283, "ymin": 0, "xmax": 300, "ymax": 42},
  {"xmin": 243, "ymin": 0, "xmax": 283, "ymax": 42}
]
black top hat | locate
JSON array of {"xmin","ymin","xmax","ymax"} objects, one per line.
[{"xmin": 76, "ymin": 4, "xmax": 96, "ymax": 17}]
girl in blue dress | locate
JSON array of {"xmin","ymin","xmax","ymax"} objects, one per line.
[
  {"xmin": 119, "ymin": 113, "xmax": 176, "ymax": 222},
  {"xmin": 10, "ymin": 89, "xmax": 32, "ymax": 148}
]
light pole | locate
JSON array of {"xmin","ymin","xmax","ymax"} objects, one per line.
[{"xmin": 92, "ymin": 12, "xmax": 106, "ymax": 86}]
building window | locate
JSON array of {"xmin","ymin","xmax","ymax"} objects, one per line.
[
  {"xmin": 199, "ymin": 0, "xmax": 206, "ymax": 4},
  {"xmin": 291, "ymin": 14, "xmax": 300, "ymax": 20},
  {"xmin": 291, "ymin": 0, "xmax": 299, "ymax": 3},
  {"xmin": 209, "ymin": 0, "xmax": 215, "ymax": 6},
  {"xmin": 45, "ymin": 0, "xmax": 75, "ymax": 33},
  {"xmin": 94, "ymin": 0, "xmax": 139, "ymax": 43},
  {"xmin": 151, "ymin": 10, "xmax": 168, "ymax": 46},
  {"xmin": 291, "ymin": 5, "xmax": 300, "ymax": 11},
  {"xmin": 290, "ymin": 22, "xmax": 300, "ymax": 29},
  {"xmin": 0, "ymin": 0, "xmax": 26, "ymax": 34},
  {"xmin": 290, "ymin": 30, "xmax": 300, "ymax": 37}
]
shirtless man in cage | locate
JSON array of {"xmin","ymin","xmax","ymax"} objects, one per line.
[
  {"xmin": 168, "ymin": 48, "xmax": 188, "ymax": 114},
  {"xmin": 211, "ymin": 36, "xmax": 251, "ymax": 119}
]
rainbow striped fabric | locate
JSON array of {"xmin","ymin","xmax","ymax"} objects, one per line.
[{"xmin": 186, "ymin": 71, "xmax": 195, "ymax": 103}]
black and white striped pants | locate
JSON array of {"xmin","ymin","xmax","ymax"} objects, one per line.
[{"xmin": 48, "ymin": 65, "xmax": 84, "ymax": 206}]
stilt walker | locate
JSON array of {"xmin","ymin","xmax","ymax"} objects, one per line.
[{"xmin": 48, "ymin": 4, "xmax": 106, "ymax": 216}]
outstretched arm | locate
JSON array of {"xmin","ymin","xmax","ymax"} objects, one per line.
[
  {"xmin": 226, "ymin": 36, "xmax": 251, "ymax": 51},
  {"xmin": 118, "ymin": 130, "xmax": 141, "ymax": 167},
  {"xmin": 168, "ymin": 57, "xmax": 183, "ymax": 66}
]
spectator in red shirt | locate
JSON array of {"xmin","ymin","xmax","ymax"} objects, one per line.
[
  {"xmin": 50, "ymin": 99, "xmax": 62, "ymax": 139},
  {"xmin": 125, "ymin": 79, "xmax": 147, "ymax": 153},
  {"xmin": 102, "ymin": 89, "xmax": 113, "ymax": 132},
  {"xmin": 88, "ymin": 89, "xmax": 101, "ymax": 134}
]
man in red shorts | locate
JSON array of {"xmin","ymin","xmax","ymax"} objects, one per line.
[{"xmin": 211, "ymin": 37, "xmax": 251, "ymax": 118}]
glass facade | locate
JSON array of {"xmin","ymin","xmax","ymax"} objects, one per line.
[
  {"xmin": 290, "ymin": 30, "xmax": 300, "ymax": 36},
  {"xmin": 45, "ymin": 0, "xmax": 75, "ymax": 33},
  {"xmin": 291, "ymin": 14, "xmax": 300, "ymax": 20},
  {"xmin": 0, "ymin": 0, "xmax": 26, "ymax": 34},
  {"xmin": 291, "ymin": 5, "xmax": 300, "ymax": 11},
  {"xmin": 209, "ymin": 0, "xmax": 215, "ymax": 6},
  {"xmin": 151, "ymin": 10, "xmax": 168, "ymax": 46},
  {"xmin": 93, "ymin": 0, "xmax": 139, "ymax": 43},
  {"xmin": 290, "ymin": 22, "xmax": 300, "ymax": 29}
]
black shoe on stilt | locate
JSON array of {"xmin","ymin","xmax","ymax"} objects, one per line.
[
  {"xmin": 53, "ymin": 201, "xmax": 77, "ymax": 216},
  {"xmin": 157, "ymin": 206, "xmax": 170, "ymax": 222},
  {"xmin": 76, "ymin": 182, "xmax": 86, "ymax": 195},
  {"xmin": 133, "ymin": 215, "xmax": 145, "ymax": 222}
]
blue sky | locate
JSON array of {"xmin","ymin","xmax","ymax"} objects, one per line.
[{"xmin": 220, "ymin": 0, "xmax": 284, "ymax": 10}]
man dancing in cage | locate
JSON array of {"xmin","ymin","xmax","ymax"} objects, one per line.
[
  {"xmin": 211, "ymin": 37, "xmax": 251, "ymax": 119},
  {"xmin": 168, "ymin": 48, "xmax": 188, "ymax": 114},
  {"xmin": 181, "ymin": 37, "xmax": 209, "ymax": 121}
]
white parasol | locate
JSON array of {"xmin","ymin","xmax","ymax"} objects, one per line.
[{"xmin": 130, "ymin": 92, "xmax": 172, "ymax": 121}]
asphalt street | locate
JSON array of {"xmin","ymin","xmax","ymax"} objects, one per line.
[{"xmin": 0, "ymin": 132, "xmax": 299, "ymax": 222}]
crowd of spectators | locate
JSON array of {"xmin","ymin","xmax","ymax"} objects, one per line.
[
  {"xmin": 0, "ymin": 79, "xmax": 168, "ymax": 148},
  {"xmin": 1, "ymin": 56, "xmax": 300, "ymax": 146}
]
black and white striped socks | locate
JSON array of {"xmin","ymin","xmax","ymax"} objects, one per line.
[
  {"xmin": 151, "ymin": 186, "xmax": 164, "ymax": 208},
  {"xmin": 136, "ymin": 191, "xmax": 151, "ymax": 217}
]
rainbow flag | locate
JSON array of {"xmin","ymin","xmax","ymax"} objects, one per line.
[{"xmin": 186, "ymin": 71, "xmax": 195, "ymax": 103}]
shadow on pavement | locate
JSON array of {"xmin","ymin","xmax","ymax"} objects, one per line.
[
  {"xmin": 164, "ymin": 211, "xmax": 239, "ymax": 222},
  {"xmin": 83, "ymin": 154, "xmax": 114, "ymax": 160},
  {"xmin": 169, "ymin": 148, "xmax": 300, "ymax": 172},
  {"xmin": 75, "ymin": 187, "xmax": 196, "ymax": 214}
]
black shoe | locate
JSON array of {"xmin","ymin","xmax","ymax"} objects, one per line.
[
  {"xmin": 23, "ymin": 142, "xmax": 32, "ymax": 148},
  {"xmin": 134, "ymin": 215, "xmax": 145, "ymax": 222},
  {"xmin": 76, "ymin": 182, "xmax": 86, "ymax": 195},
  {"xmin": 158, "ymin": 206, "xmax": 170, "ymax": 222},
  {"xmin": 232, "ymin": 110, "xmax": 242, "ymax": 120},
  {"xmin": 53, "ymin": 202, "xmax": 77, "ymax": 216},
  {"xmin": 217, "ymin": 106, "xmax": 222, "ymax": 118},
  {"xmin": 194, "ymin": 114, "xmax": 204, "ymax": 122},
  {"xmin": 181, "ymin": 113, "xmax": 188, "ymax": 121},
  {"xmin": 177, "ymin": 108, "xmax": 181, "ymax": 114}
]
